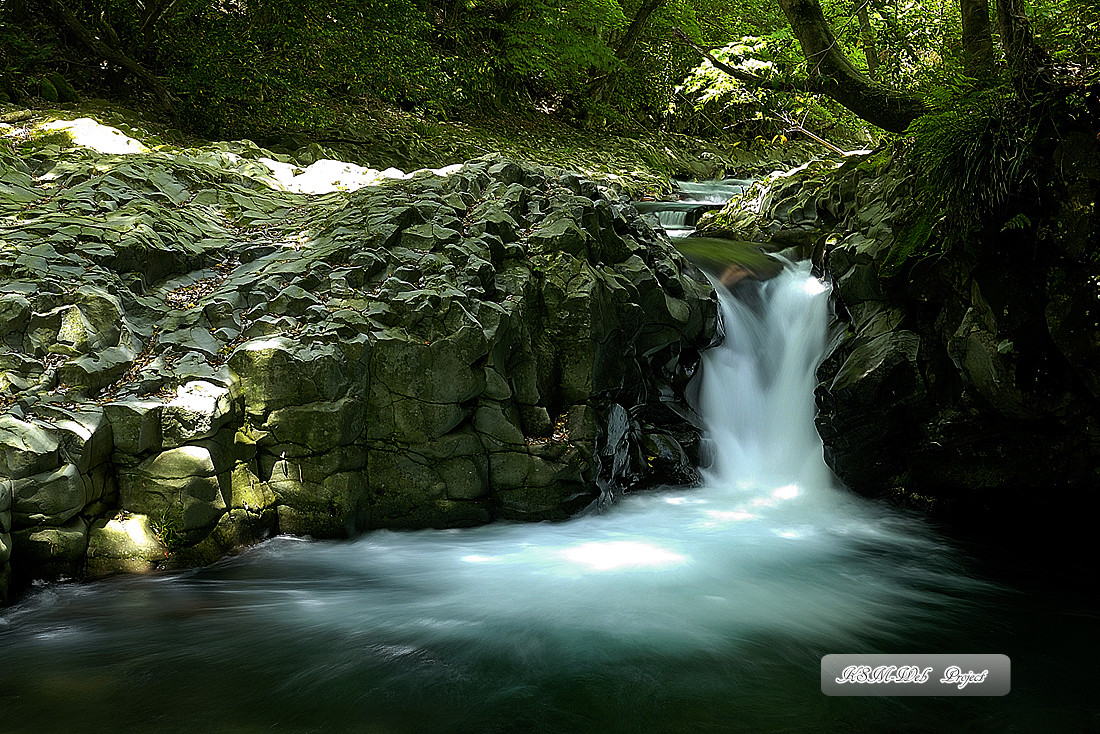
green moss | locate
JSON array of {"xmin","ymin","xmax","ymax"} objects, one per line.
[
  {"xmin": 22, "ymin": 127, "xmax": 74, "ymax": 150},
  {"xmin": 47, "ymin": 72, "xmax": 78, "ymax": 103},
  {"xmin": 38, "ymin": 76, "xmax": 58, "ymax": 102},
  {"xmin": 880, "ymin": 213, "xmax": 936, "ymax": 277},
  {"xmin": 673, "ymin": 236, "xmax": 774, "ymax": 272}
]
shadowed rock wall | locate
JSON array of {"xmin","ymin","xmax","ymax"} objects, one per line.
[{"xmin": 700, "ymin": 138, "xmax": 1100, "ymax": 528}]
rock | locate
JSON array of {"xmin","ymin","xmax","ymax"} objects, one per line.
[
  {"xmin": 801, "ymin": 142, "xmax": 1100, "ymax": 524},
  {"xmin": 117, "ymin": 446, "xmax": 227, "ymax": 540},
  {"xmin": 57, "ymin": 344, "xmax": 136, "ymax": 392},
  {"xmin": 0, "ymin": 148, "xmax": 716, "ymax": 577},
  {"xmin": 10, "ymin": 463, "xmax": 89, "ymax": 528},
  {"xmin": 85, "ymin": 514, "xmax": 168, "ymax": 578},
  {"xmin": 11, "ymin": 515, "xmax": 88, "ymax": 577},
  {"xmin": 0, "ymin": 415, "xmax": 60, "ymax": 479},
  {"xmin": 0, "ymin": 477, "xmax": 11, "ymax": 532},
  {"xmin": 272, "ymin": 470, "xmax": 367, "ymax": 538},
  {"xmin": 162, "ymin": 380, "xmax": 235, "ymax": 447},
  {"xmin": 33, "ymin": 406, "xmax": 113, "ymax": 474},
  {"xmin": 47, "ymin": 72, "xmax": 79, "ymax": 103},
  {"xmin": 528, "ymin": 213, "xmax": 591, "ymax": 259},
  {"xmin": 38, "ymin": 76, "xmax": 59, "ymax": 103},
  {"xmin": 228, "ymin": 337, "xmax": 348, "ymax": 417},
  {"xmin": 103, "ymin": 398, "xmax": 163, "ymax": 456},
  {"xmin": 265, "ymin": 398, "xmax": 364, "ymax": 454},
  {"xmin": 1046, "ymin": 266, "xmax": 1100, "ymax": 400},
  {"xmin": 0, "ymin": 293, "xmax": 31, "ymax": 339},
  {"xmin": 947, "ymin": 286, "xmax": 1030, "ymax": 419}
]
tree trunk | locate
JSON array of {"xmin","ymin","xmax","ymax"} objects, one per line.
[
  {"xmin": 855, "ymin": 1, "xmax": 879, "ymax": 76},
  {"xmin": 614, "ymin": 0, "xmax": 667, "ymax": 59},
  {"xmin": 586, "ymin": 0, "xmax": 668, "ymax": 107},
  {"xmin": 960, "ymin": 0, "xmax": 994, "ymax": 78},
  {"xmin": 49, "ymin": 0, "xmax": 178, "ymax": 121},
  {"xmin": 776, "ymin": 0, "xmax": 927, "ymax": 132},
  {"xmin": 995, "ymin": 0, "xmax": 1052, "ymax": 100}
]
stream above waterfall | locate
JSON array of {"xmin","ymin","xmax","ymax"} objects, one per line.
[
  {"xmin": 637, "ymin": 177, "xmax": 755, "ymax": 236},
  {"xmin": 0, "ymin": 262, "xmax": 1093, "ymax": 733}
]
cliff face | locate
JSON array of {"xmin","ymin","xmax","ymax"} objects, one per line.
[
  {"xmin": 699, "ymin": 130, "xmax": 1100, "ymax": 529},
  {"xmin": 0, "ymin": 119, "xmax": 716, "ymax": 592}
]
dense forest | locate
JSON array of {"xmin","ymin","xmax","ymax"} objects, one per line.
[{"xmin": 2, "ymin": 0, "xmax": 1097, "ymax": 141}]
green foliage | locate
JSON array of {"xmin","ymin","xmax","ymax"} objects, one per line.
[
  {"xmin": 1026, "ymin": 0, "xmax": 1100, "ymax": 66},
  {"xmin": 0, "ymin": 13, "xmax": 62, "ymax": 101},
  {"xmin": 880, "ymin": 212, "xmax": 935, "ymax": 277},
  {"xmin": 155, "ymin": 0, "xmax": 447, "ymax": 136},
  {"xmin": 671, "ymin": 38, "xmax": 776, "ymax": 125},
  {"xmin": 907, "ymin": 87, "xmax": 1039, "ymax": 236},
  {"xmin": 1001, "ymin": 212, "xmax": 1032, "ymax": 231}
]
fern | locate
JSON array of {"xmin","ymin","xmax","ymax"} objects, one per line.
[{"xmin": 906, "ymin": 86, "xmax": 1040, "ymax": 239}]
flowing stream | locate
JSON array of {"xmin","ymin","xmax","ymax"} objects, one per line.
[
  {"xmin": 0, "ymin": 263, "xmax": 1093, "ymax": 733},
  {"xmin": 637, "ymin": 178, "xmax": 753, "ymax": 235}
]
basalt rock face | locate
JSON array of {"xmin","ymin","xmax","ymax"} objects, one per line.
[
  {"xmin": 0, "ymin": 134, "xmax": 716, "ymax": 589},
  {"xmin": 700, "ymin": 140, "xmax": 1100, "ymax": 525}
]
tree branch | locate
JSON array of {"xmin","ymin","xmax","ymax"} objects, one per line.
[
  {"xmin": 671, "ymin": 27, "xmax": 814, "ymax": 94},
  {"xmin": 49, "ymin": 0, "xmax": 178, "ymax": 122}
]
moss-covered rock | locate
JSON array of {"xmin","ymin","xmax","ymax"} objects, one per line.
[
  {"xmin": 735, "ymin": 136, "xmax": 1100, "ymax": 524},
  {"xmin": 38, "ymin": 77, "xmax": 58, "ymax": 102},
  {"xmin": 84, "ymin": 514, "xmax": 167, "ymax": 578},
  {"xmin": 47, "ymin": 72, "xmax": 79, "ymax": 103},
  {"xmin": 0, "ymin": 127, "xmax": 717, "ymax": 581}
]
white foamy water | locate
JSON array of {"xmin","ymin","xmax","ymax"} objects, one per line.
[{"xmin": 2, "ymin": 261, "xmax": 1031, "ymax": 733}]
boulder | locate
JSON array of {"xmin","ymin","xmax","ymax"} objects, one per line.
[
  {"xmin": 0, "ymin": 415, "xmax": 60, "ymax": 479},
  {"xmin": 85, "ymin": 514, "xmax": 168, "ymax": 578},
  {"xmin": 10, "ymin": 463, "xmax": 90, "ymax": 528},
  {"xmin": 0, "ymin": 148, "xmax": 716, "ymax": 578},
  {"xmin": 117, "ymin": 446, "xmax": 227, "ymax": 541},
  {"xmin": 10, "ymin": 515, "xmax": 88, "ymax": 577}
]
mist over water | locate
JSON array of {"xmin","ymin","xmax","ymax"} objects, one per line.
[{"xmin": 2, "ymin": 262, "xmax": 1086, "ymax": 733}]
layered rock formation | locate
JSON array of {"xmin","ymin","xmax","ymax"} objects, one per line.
[{"xmin": 0, "ymin": 126, "xmax": 716, "ymax": 591}]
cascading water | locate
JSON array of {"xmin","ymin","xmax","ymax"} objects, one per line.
[{"xmin": 0, "ymin": 262, "xmax": 1091, "ymax": 733}]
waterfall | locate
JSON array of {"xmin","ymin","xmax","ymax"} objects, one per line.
[
  {"xmin": 698, "ymin": 262, "xmax": 834, "ymax": 491},
  {"xmin": 654, "ymin": 208, "xmax": 690, "ymax": 233}
]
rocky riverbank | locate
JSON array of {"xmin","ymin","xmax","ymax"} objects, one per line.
[
  {"xmin": 0, "ymin": 116, "xmax": 719, "ymax": 595},
  {"xmin": 699, "ymin": 136, "xmax": 1100, "ymax": 534}
]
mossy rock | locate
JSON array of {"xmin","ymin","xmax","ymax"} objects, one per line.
[
  {"xmin": 38, "ymin": 77, "xmax": 59, "ymax": 103},
  {"xmin": 673, "ymin": 236, "xmax": 783, "ymax": 282},
  {"xmin": 47, "ymin": 72, "xmax": 79, "ymax": 103}
]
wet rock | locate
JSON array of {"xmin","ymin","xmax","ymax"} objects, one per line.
[
  {"xmin": 10, "ymin": 463, "xmax": 90, "ymax": 528},
  {"xmin": 795, "ymin": 143, "xmax": 1100, "ymax": 522},
  {"xmin": 10, "ymin": 515, "xmax": 88, "ymax": 578}
]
